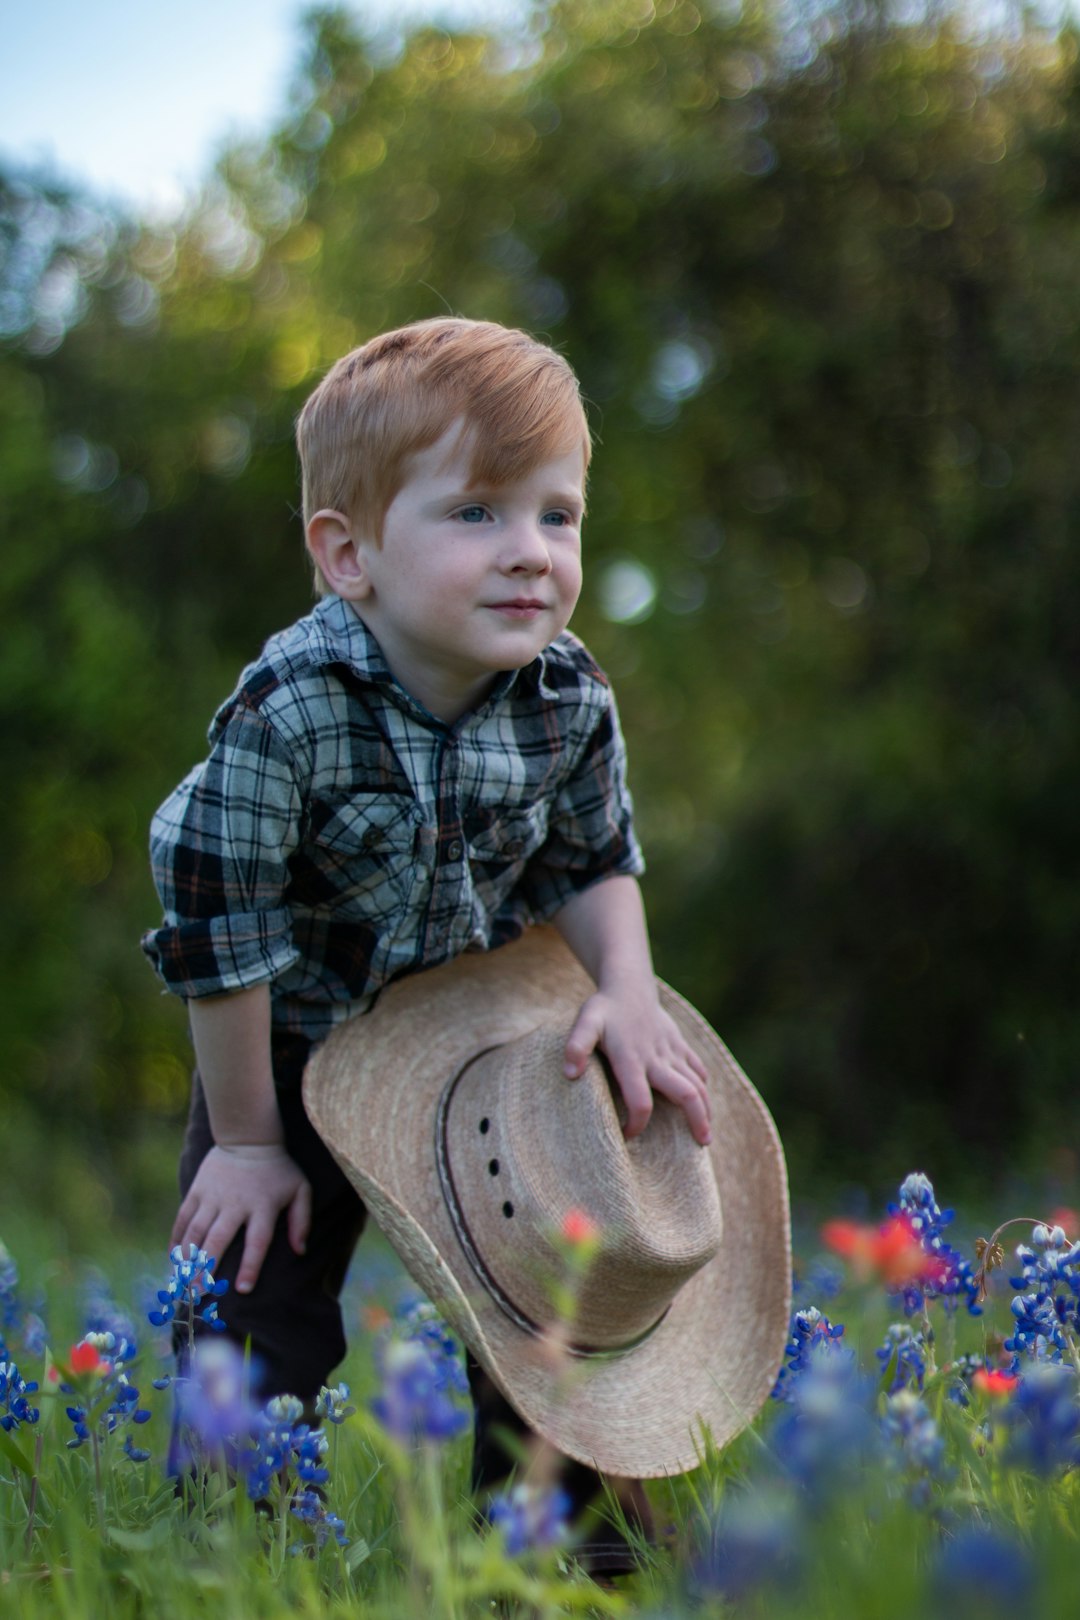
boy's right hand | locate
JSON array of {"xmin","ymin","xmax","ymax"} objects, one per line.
[{"xmin": 172, "ymin": 1144, "xmax": 312, "ymax": 1295}]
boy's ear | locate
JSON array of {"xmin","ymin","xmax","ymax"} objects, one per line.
[{"xmin": 306, "ymin": 509, "xmax": 373, "ymax": 600}]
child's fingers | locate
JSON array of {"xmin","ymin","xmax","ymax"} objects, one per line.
[
  {"xmin": 612, "ymin": 1059, "xmax": 654, "ymax": 1139},
  {"xmin": 234, "ymin": 1213, "xmax": 275, "ymax": 1295},
  {"xmin": 172, "ymin": 1195, "xmax": 220, "ymax": 1258},
  {"xmin": 563, "ymin": 996, "xmax": 711, "ymax": 1143},
  {"xmin": 170, "ymin": 1195, "xmax": 195, "ymax": 1250},
  {"xmin": 684, "ymin": 1061, "xmax": 712, "ymax": 1119},
  {"xmin": 686, "ymin": 1046, "xmax": 711, "ymax": 1088},
  {"xmin": 605, "ymin": 1056, "xmax": 654, "ymax": 1146},
  {"xmin": 649, "ymin": 1063, "xmax": 712, "ymax": 1146},
  {"xmin": 287, "ymin": 1178, "xmax": 312, "ymax": 1256},
  {"xmin": 659, "ymin": 1014, "xmax": 711, "ymax": 1095},
  {"xmin": 563, "ymin": 999, "xmax": 605, "ymax": 1078},
  {"xmin": 663, "ymin": 1054, "xmax": 711, "ymax": 1117}
]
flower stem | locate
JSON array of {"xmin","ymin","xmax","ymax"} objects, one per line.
[
  {"xmin": 24, "ymin": 1429, "xmax": 43, "ymax": 1556},
  {"xmin": 91, "ymin": 1428, "xmax": 106, "ymax": 1531},
  {"xmin": 278, "ymin": 1468, "xmax": 289, "ymax": 1567},
  {"xmin": 1064, "ymin": 1326, "xmax": 1080, "ymax": 1381},
  {"xmin": 920, "ymin": 1301, "xmax": 937, "ymax": 1376}
]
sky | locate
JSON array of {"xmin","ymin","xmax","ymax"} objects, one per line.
[{"xmin": 1, "ymin": 0, "xmax": 527, "ymax": 218}]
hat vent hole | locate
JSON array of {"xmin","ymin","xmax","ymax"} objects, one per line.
[
  {"xmin": 502, "ymin": 1201, "xmax": 514, "ymax": 1219},
  {"xmin": 479, "ymin": 1118, "xmax": 490, "ymax": 1134},
  {"xmin": 488, "ymin": 1159, "xmax": 500, "ymax": 1176}
]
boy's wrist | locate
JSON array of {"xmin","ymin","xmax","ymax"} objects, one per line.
[
  {"xmin": 213, "ymin": 1139, "xmax": 288, "ymax": 1158},
  {"xmin": 596, "ymin": 962, "xmax": 657, "ymax": 1001}
]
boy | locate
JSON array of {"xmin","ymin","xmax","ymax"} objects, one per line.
[{"xmin": 143, "ymin": 317, "xmax": 711, "ymax": 1544}]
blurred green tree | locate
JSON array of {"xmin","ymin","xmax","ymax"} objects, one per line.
[{"xmin": 2, "ymin": 0, "xmax": 1079, "ymax": 1214}]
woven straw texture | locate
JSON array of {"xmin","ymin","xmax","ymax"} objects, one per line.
[
  {"xmin": 303, "ymin": 927, "xmax": 791, "ymax": 1478},
  {"xmin": 442, "ymin": 1026, "xmax": 725, "ymax": 1348}
]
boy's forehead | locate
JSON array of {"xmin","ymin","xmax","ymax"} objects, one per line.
[
  {"xmin": 406, "ymin": 419, "xmax": 586, "ymax": 494},
  {"xmin": 421, "ymin": 418, "xmax": 474, "ymax": 478}
]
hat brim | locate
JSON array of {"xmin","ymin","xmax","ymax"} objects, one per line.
[{"xmin": 303, "ymin": 926, "xmax": 791, "ymax": 1478}]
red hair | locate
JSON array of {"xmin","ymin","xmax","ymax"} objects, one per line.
[{"xmin": 297, "ymin": 318, "xmax": 591, "ymax": 587}]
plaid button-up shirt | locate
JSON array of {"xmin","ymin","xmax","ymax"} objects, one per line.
[{"xmin": 142, "ymin": 595, "xmax": 643, "ymax": 1039}]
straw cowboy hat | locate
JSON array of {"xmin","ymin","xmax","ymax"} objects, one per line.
[{"xmin": 303, "ymin": 926, "xmax": 791, "ymax": 1477}]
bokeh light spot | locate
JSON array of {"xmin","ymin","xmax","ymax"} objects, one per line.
[
  {"xmin": 599, "ymin": 558, "xmax": 658, "ymax": 624},
  {"xmin": 820, "ymin": 557, "xmax": 869, "ymax": 612}
]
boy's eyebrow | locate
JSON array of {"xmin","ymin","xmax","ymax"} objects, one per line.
[{"xmin": 441, "ymin": 476, "xmax": 586, "ymax": 508}]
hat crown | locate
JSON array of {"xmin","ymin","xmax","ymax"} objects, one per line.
[{"xmin": 440, "ymin": 1026, "xmax": 724, "ymax": 1351}]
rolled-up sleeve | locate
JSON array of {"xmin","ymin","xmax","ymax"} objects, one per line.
[
  {"xmin": 141, "ymin": 699, "xmax": 303, "ymax": 999},
  {"xmin": 520, "ymin": 687, "xmax": 645, "ymax": 919}
]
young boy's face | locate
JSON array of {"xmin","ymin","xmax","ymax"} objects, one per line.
[{"xmin": 320, "ymin": 421, "xmax": 586, "ymax": 722}]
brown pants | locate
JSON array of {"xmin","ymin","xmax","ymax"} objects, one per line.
[{"xmin": 177, "ymin": 1032, "xmax": 646, "ymax": 1564}]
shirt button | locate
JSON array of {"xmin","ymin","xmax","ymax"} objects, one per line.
[{"xmin": 446, "ymin": 839, "xmax": 463, "ymax": 861}]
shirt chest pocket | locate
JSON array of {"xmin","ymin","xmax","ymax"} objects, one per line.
[
  {"xmin": 466, "ymin": 802, "xmax": 550, "ymax": 901},
  {"xmin": 305, "ymin": 793, "xmax": 424, "ymax": 915}
]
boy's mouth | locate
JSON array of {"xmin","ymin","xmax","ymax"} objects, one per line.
[{"xmin": 488, "ymin": 598, "xmax": 548, "ymax": 617}]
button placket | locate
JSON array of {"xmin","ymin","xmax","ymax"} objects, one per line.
[{"xmin": 422, "ymin": 734, "xmax": 470, "ymax": 957}]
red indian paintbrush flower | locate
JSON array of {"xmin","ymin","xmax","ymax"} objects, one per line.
[
  {"xmin": 560, "ymin": 1208, "xmax": 599, "ymax": 1246},
  {"xmin": 822, "ymin": 1214, "xmax": 951, "ymax": 1290},
  {"xmin": 68, "ymin": 1340, "xmax": 105, "ymax": 1376},
  {"xmin": 972, "ymin": 1368, "xmax": 1018, "ymax": 1398}
]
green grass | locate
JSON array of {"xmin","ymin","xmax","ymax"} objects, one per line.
[{"xmin": 3, "ymin": 1180, "xmax": 1080, "ymax": 1617}]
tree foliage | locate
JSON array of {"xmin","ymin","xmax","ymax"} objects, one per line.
[{"xmin": 3, "ymin": 0, "xmax": 1079, "ymax": 1198}]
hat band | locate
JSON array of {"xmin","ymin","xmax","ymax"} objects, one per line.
[{"xmin": 435, "ymin": 1054, "xmax": 668, "ymax": 1361}]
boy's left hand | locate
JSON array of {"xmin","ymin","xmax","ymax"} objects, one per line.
[{"xmin": 562, "ymin": 987, "xmax": 712, "ymax": 1146}]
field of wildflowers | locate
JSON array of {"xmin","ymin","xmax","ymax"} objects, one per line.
[{"xmin": 2, "ymin": 1171, "xmax": 1080, "ymax": 1618}]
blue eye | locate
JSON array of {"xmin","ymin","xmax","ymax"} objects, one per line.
[
  {"xmin": 541, "ymin": 511, "xmax": 573, "ymax": 526},
  {"xmin": 456, "ymin": 505, "xmax": 488, "ymax": 523}
]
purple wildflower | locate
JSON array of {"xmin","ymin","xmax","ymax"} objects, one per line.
[
  {"xmin": 944, "ymin": 1353, "xmax": 987, "ymax": 1407},
  {"xmin": 314, "ymin": 1382, "xmax": 356, "ymax": 1425},
  {"xmin": 244, "ymin": 1395, "xmax": 330, "ymax": 1503},
  {"xmin": 172, "ymin": 1337, "xmax": 259, "ymax": 1463},
  {"xmin": 881, "ymin": 1390, "xmax": 948, "ymax": 1504},
  {"xmin": 771, "ymin": 1306, "xmax": 852, "ymax": 1401},
  {"xmin": 237, "ymin": 1395, "xmax": 350, "ymax": 1554},
  {"xmin": 397, "ymin": 1298, "xmax": 469, "ymax": 1397},
  {"xmin": 21, "ymin": 1314, "xmax": 48, "ymax": 1358},
  {"xmin": 1004, "ymin": 1291, "xmax": 1069, "ymax": 1363},
  {"xmin": 693, "ymin": 1486, "xmax": 804, "ymax": 1601},
  {"xmin": 1012, "ymin": 1223, "xmax": 1080, "ymax": 1289},
  {"xmin": 932, "ymin": 1523, "xmax": 1035, "ymax": 1614},
  {"xmin": 488, "ymin": 1482, "xmax": 572, "ymax": 1556},
  {"xmin": 0, "ymin": 1358, "xmax": 40, "ymax": 1431},
  {"xmin": 998, "ymin": 1363, "xmax": 1080, "ymax": 1476},
  {"xmin": 370, "ymin": 1333, "xmax": 471, "ymax": 1445},
  {"xmin": 63, "ymin": 1335, "xmax": 152, "ymax": 1451},
  {"xmin": 0, "ymin": 1242, "xmax": 22, "ymax": 1339},
  {"xmin": 290, "ymin": 1489, "xmax": 349, "ymax": 1549},
  {"xmin": 792, "ymin": 1258, "xmax": 845, "ymax": 1302},
  {"xmin": 0, "ymin": 1241, "xmax": 47, "ymax": 1356},
  {"xmin": 888, "ymin": 1173, "xmax": 981, "ymax": 1318},
  {"xmin": 876, "ymin": 1323, "xmax": 928, "ymax": 1393},
  {"xmin": 1005, "ymin": 1224, "xmax": 1080, "ymax": 1366},
  {"xmin": 771, "ymin": 1358, "xmax": 881, "ymax": 1496},
  {"xmin": 82, "ymin": 1271, "xmax": 140, "ymax": 1363},
  {"xmin": 148, "ymin": 1245, "xmax": 229, "ymax": 1333}
]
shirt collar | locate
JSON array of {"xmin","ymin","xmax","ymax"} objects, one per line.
[{"xmin": 309, "ymin": 595, "xmax": 396, "ymax": 685}]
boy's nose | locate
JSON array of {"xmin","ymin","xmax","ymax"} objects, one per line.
[{"xmin": 502, "ymin": 522, "xmax": 553, "ymax": 574}]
